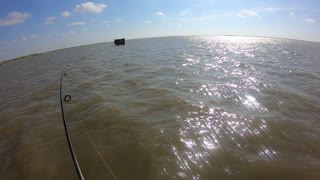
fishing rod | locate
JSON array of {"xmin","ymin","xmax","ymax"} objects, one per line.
[
  {"xmin": 59, "ymin": 69, "xmax": 85, "ymax": 180},
  {"xmin": 59, "ymin": 66, "xmax": 117, "ymax": 180}
]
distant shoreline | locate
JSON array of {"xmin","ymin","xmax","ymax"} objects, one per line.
[
  {"xmin": 0, "ymin": 53, "xmax": 43, "ymax": 66},
  {"xmin": 1, "ymin": 35, "xmax": 319, "ymax": 66}
]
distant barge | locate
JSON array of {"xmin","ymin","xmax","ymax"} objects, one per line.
[{"xmin": 114, "ymin": 38, "xmax": 125, "ymax": 45}]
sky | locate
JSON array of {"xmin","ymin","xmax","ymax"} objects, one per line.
[{"xmin": 0, "ymin": 0, "xmax": 319, "ymax": 61}]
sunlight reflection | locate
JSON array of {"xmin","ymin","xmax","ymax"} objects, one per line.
[
  {"xmin": 168, "ymin": 36, "xmax": 279, "ymax": 179},
  {"xmin": 242, "ymin": 94, "xmax": 268, "ymax": 112}
]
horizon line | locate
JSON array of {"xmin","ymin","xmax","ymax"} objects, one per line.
[{"xmin": 1, "ymin": 34, "xmax": 319, "ymax": 64}]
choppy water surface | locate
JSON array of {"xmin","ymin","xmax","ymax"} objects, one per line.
[{"xmin": 1, "ymin": 36, "xmax": 320, "ymax": 180}]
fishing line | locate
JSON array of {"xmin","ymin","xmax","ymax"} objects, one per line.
[
  {"xmin": 70, "ymin": 102, "xmax": 118, "ymax": 180},
  {"xmin": 60, "ymin": 66, "xmax": 117, "ymax": 180}
]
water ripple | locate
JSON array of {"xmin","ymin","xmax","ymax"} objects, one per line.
[{"xmin": 1, "ymin": 36, "xmax": 320, "ymax": 179}]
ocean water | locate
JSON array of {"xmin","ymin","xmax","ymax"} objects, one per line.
[{"xmin": 1, "ymin": 36, "xmax": 320, "ymax": 180}]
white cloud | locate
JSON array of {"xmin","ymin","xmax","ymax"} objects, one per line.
[
  {"xmin": 305, "ymin": 18, "xmax": 316, "ymax": 24},
  {"xmin": 44, "ymin": 16, "xmax": 56, "ymax": 25},
  {"xmin": 264, "ymin": 8, "xmax": 276, "ymax": 12},
  {"xmin": 43, "ymin": 34, "xmax": 53, "ymax": 39},
  {"xmin": 145, "ymin": 21, "xmax": 152, "ymax": 24},
  {"xmin": 29, "ymin": 34, "xmax": 37, "ymax": 38},
  {"xmin": 69, "ymin": 21, "xmax": 86, "ymax": 26},
  {"xmin": 75, "ymin": 2, "xmax": 107, "ymax": 14},
  {"xmin": 61, "ymin": 31, "xmax": 76, "ymax": 36},
  {"xmin": 258, "ymin": 7, "xmax": 300, "ymax": 13},
  {"xmin": 21, "ymin": 36, "xmax": 28, "ymax": 41},
  {"xmin": 114, "ymin": 18, "xmax": 124, "ymax": 23},
  {"xmin": 156, "ymin": 12, "xmax": 165, "ymax": 16},
  {"xmin": 0, "ymin": 11, "xmax": 31, "ymax": 26},
  {"xmin": 103, "ymin": 20, "xmax": 110, "ymax": 24},
  {"xmin": 179, "ymin": 9, "xmax": 190, "ymax": 16},
  {"xmin": 61, "ymin": 11, "xmax": 71, "ymax": 17},
  {"xmin": 176, "ymin": 18, "xmax": 185, "ymax": 22},
  {"xmin": 176, "ymin": 18, "xmax": 185, "ymax": 26},
  {"xmin": 289, "ymin": 12, "xmax": 295, "ymax": 16},
  {"xmin": 188, "ymin": 9, "xmax": 261, "ymax": 22},
  {"xmin": 238, "ymin": 10, "xmax": 259, "ymax": 18},
  {"xmin": 46, "ymin": 17, "xmax": 56, "ymax": 21},
  {"xmin": 191, "ymin": 15, "xmax": 218, "ymax": 22},
  {"xmin": 260, "ymin": 7, "xmax": 282, "ymax": 13}
]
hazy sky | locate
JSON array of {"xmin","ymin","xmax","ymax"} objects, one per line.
[{"xmin": 0, "ymin": 0, "xmax": 319, "ymax": 61}]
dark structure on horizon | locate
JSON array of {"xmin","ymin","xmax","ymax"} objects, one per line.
[{"xmin": 114, "ymin": 38, "xmax": 125, "ymax": 45}]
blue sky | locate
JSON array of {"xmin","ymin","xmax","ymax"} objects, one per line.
[{"xmin": 0, "ymin": 0, "xmax": 319, "ymax": 61}]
